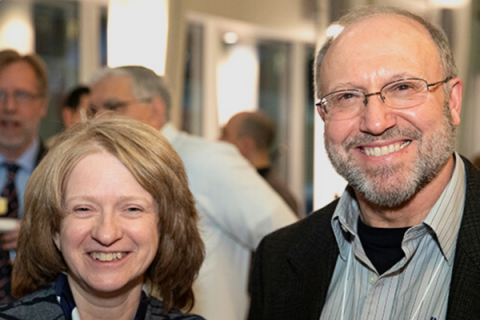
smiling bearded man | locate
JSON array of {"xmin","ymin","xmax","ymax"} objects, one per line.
[
  {"xmin": 325, "ymin": 100, "xmax": 457, "ymax": 207},
  {"xmin": 248, "ymin": 5, "xmax": 480, "ymax": 320}
]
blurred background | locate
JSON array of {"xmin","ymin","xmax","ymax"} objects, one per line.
[{"xmin": 0, "ymin": 0, "xmax": 476, "ymax": 215}]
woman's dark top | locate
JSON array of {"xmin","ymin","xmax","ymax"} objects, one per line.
[{"xmin": 0, "ymin": 274, "xmax": 205, "ymax": 320}]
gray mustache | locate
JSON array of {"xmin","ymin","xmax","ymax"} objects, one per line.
[{"xmin": 343, "ymin": 128, "xmax": 422, "ymax": 151}]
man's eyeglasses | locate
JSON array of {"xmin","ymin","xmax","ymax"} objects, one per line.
[
  {"xmin": 316, "ymin": 77, "xmax": 452, "ymax": 120},
  {"xmin": 0, "ymin": 90, "xmax": 42, "ymax": 106},
  {"xmin": 88, "ymin": 98, "xmax": 152, "ymax": 116}
]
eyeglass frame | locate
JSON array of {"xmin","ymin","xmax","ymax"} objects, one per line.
[
  {"xmin": 0, "ymin": 89, "xmax": 43, "ymax": 106},
  {"xmin": 316, "ymin": 77, "xmax": 453, "ymax": 117},
  {"xmin": 88, "ymin": 97, "xmax": 152, "ymax": 115}
]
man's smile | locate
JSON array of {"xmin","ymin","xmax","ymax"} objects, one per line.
[{"xmin": 361, "ymin": 141, "xmax": 411, "ymax": 157}]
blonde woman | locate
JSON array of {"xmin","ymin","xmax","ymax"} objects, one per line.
[{"xmin": 0, "ymin": 115, "xmax": 205, "ymax": 320}]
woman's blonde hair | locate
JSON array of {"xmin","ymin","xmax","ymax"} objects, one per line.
[{"xmin": 12, "ymin": 114, "xmax": 204, "ymax": 312}]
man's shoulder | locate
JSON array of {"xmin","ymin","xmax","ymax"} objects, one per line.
[
  {"xmin": 169, "ymin": 130, "xmax": 240, "ymax": 163},
  {"xmin": 261, "ymin": 200, "xmax": 339, "ymax": 252}
]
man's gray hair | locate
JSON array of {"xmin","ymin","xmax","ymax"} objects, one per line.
[
  {"xmin": 91, "ymin": 66, "xmax": 172, "ymax": 118},
  {"xmin": 314, "ymin": 5, "xmax": 458, "ymax": 100}
]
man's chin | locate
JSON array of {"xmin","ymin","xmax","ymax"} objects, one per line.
[
  {"xmin": 0, "ymin": 136, "xmax": 30, "ymax": 153},
  {"xmin": 353, "ymin": 178, "xmax": 417, "ymax": 208}
]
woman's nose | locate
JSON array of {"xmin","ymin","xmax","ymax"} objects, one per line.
[{"xmin": 91, "ymin": 211, "xmax": 123, "ymax": 245}]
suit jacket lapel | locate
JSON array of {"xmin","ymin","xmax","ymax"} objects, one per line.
[
  {"xmin": 447, "ymin": 158, "xmax": 480, "ymax": 319},
  {"xmin": 283, "ymin": 201, "xmax": 340, "ymax": 319},
  {"xmin": 35, "ymin": 141, "xmax": 47, "ymax": 166}
]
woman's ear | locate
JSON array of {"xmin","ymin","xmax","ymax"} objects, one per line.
[{"xmin": 53, "ymin": 233, "xmax": 61, "ymax": 251}]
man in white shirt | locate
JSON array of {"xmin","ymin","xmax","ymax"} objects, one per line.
[
  {"xmin": 248, "ymin": 6, "xmax": 479, "ymax": 320},
  {"xmin": 89, "ymin": 66, "xmax": 298, "ymax": 320}
]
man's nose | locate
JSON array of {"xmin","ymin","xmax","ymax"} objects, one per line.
[
  {"xmin": 0, "ymin": 93, "xmax": 18, "ymax": 113},
  {"xmin": 359, "ymin": 92, "xmax": 396, "ymax": 135}
]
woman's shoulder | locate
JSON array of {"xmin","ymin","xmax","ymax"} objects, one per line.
[
  {"xmin": 148, "ymin": 297, "xmax": 206, "ymax": 320},
  {"xmin": 0, "ymin": 283, "xmax": 65, "ymax": 319}
]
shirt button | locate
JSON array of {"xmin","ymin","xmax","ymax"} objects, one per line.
[{"xmin": 368, "ymin": 274, "xmax": 377, "ymax": 284}]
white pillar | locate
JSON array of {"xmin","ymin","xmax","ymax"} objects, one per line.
[
  {"xmin": 107, "ymin": 0, "xmax": 169, "ymax": 76},
  {"xmin": 79, "ymin": 1, "xmax": 101, "ymax": 84},
  {"xmin": 288, "ymin": 42, "xmax": 306, "ymax": 211}
]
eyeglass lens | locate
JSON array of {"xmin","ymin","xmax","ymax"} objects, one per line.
[{"xmin": 322, "ymin": 79, "xmax": 431, "ymax": 120}]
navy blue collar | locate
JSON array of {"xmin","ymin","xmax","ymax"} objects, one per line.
[{"xmin": 55, "ymin": 274, "xmax": 148, "ymax": 320}]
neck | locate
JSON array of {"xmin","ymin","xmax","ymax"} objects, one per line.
[
  {"xmin": 0, "ymin": 141, "xmax": 33, "ymax": 162},
  {"xmin": 249, "ymin": 152, "xmax": 270, "ymax": 169},
  {"xmin": 69, "ymin": 275, "xmax": 144, "ymax": 320},
  {"xmin": 356, "ymin": 155, "xmax": 456, "ymax": 228}
]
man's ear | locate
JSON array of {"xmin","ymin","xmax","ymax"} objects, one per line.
[
  {"xmin": 62, "ymin": 108, "xmax": 74, "ymax": 127},
  {"xmin": 317, "ymin": 105, "xmax": 326, "ymax": 121},
  {"xmin": 149, "ymin": 97, "xmax": 167, "ymax": 130},
  {"xmin": 448, "ymin": 77, "xmax": 463, "ymax": 126}
]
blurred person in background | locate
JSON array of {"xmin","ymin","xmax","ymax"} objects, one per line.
[
  {"xmin": 222, "ymin": 111, "xmax": 302, "ymax": 217},
  {"xmin": 0, "ymin": 49, "xmax": 48, "ymax": 303},
  {"xmin": 61, "ymin": 86, "xmax": 90, "ymax": 128},
  {"xmin": 89, "ymin": 66, "xmax": 298, "ymax": 320},
  {"xmin": 1, "ymin": 115, "xmax": 205, "ymax": 320},
  {"xmin": 46, "ymin": 86, "xmax": 90, "ymax": 149}
]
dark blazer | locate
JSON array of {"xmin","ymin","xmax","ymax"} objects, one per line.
[
  {"xmin": 35, "ymin": 141, "xmax": 47, "ymax": 166},
  {"xmin": 248, "ymin": 157, "xmax": 480, "ymax": 320}
]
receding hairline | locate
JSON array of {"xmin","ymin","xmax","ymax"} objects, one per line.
[
  {"xmin": 322, "ymin": 13, "xmax": 440, "ymax": 72},
  {"xmin": 314, "ymin": 6, "xmax": 457, "ymax": 99}
]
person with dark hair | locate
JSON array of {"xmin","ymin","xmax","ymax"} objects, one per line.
[
  {"xmin": 222, "ymin": 111, "xmax": 301, "ymax": 217},
  {"xmin": 61, "ymin": 86, "xmax": 90, "ymax": 128},
  {"xmin": 248, "ymin": 5, "xmax": 480, "ymax": 320},
  {"xmin": 46, "ymin": 86, "xmax": 90, "ymax": 149},
  {"xmin": 89, "ymin": 66, "xmax": 298, "ymax": 320},
  {"xmin": 0, "ymin": 49, "xmax": 48, "ymax": 303},
  {"xmin": 0, "ymin": 115, "xmax": 205, "ymax": 320}
]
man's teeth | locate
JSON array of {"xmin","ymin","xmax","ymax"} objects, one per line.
[
  {"xmin": 90, "ymin": 252, "xmax": 126, "ymax": 261},
  {"xmin": 363, "ymin": 141, "xmax": 410, "ymax": 157}
]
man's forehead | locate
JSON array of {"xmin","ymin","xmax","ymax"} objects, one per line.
[
  {"xmin": 0, "ymin": 61, "xmax": 38, "ymax": 89},
  {"xmin": 336, "ymin": 14, "xmax": 430, "ymax": 42},
  {"xmin": 91, "ymin": 75, "xmax": 134, "ymax": 100},
  {"xmin": 320, "ymin": 14, "xmax": 440, "ymax": 87}
]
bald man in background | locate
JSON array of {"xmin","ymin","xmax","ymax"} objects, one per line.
[{"xmin": 222, "ymin": 111, "xmax": 302, "ymax": 217}]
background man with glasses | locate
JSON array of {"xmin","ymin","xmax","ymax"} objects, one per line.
[
  {"xmin": 0, "ymin": 49, "xmax": 48, "ymax": 303},
  {"xmin": 89, "ymin": 66, "xmax": 298, "ymax": 320},
  {"xmin": 248, "ymin": 5, "xmax": 479, "ymax": 320}
]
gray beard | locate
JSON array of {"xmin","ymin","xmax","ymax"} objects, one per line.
[{"xmin": 325, "ymin": 102, "xmax": 456, "ymax": 208}]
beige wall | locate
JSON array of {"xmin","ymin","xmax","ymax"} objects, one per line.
[
  {"xmin": 164, "ymin": 0, "xmax": 316, "ymax": 127},
  {"xmin": 185, "ymin": 0, "xmax": 315, "ymax": 31}
]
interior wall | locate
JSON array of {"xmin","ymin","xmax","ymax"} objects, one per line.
[
  {"xmin": 165, "ymin": 0, "xmax": 317, "ymax": 128},
  {"xmin": 184, "ymin": 0, "xmax": 316, "ymax": 33},
  {"xmin": 165, "ymin": 0, "xmax": 188, "ymax": 127}
]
